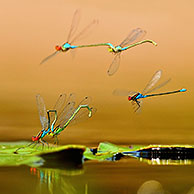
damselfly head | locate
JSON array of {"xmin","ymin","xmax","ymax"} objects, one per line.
[
  {"xmin": 128, "ymin": 96, "xmax": 132, "ymax": 101},
  {"xmin": 55, "ymin": 45, "xmax": 62, "ymax": 51},
  {"xmin": 32, "ymin": 136, "xmax": 39, "ymax": 142}
]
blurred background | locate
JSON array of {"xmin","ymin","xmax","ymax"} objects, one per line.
[{"xmin": 0, "ymin": 0, "xmax": 194, "ymax": 145}]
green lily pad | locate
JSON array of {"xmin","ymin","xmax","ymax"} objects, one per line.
[
  {"xmin": 84, "ymin": 142, "xmax": 143, "ymax": 161},
  {"xmin": 97, "ymin": 142, "xmax": 143, "ymax": 153},
  {"xmin": 84, "ymin": 142, "xmax": 194, "ymax": 161},
  {"xmin": 2, "ymin": 141, "xmax": 194, "ymax": 166},
  {"xmin": 0, "ymin": 141, "xmax": 85, "ymax": 167},
  {"xmin": 84, "ymin": 147, "xmax": 114, "ymax": 161}
]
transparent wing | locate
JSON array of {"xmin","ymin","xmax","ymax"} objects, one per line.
[
  {"xmin": 146, "ymin": 78, "xmax": 171, "ymax": 94},
  {"xmin": 39, "ymin": 51, "xmax": 60, "ymax": 65},
  {"xmin": 142, "ymin": 70, "xmax": 162, "ymax": 95},
  {"xmin": 68, "ymin": 107, "xmax": 97, "ymax": 127},
  {"xmin": 120, "ymin": 28, "xmax": 146, "ymax": 47},
  {"xmin": 53, "ymin": 93, "xmax": 67, "ymax": 112},
  {"xmin": 77, "ymin": 96, "xmax": 92, "ymax": 106},
  {"xmin": 69, "ymin": 96, "xmax": 93, "ymax": 126},
  {"xmin": 67, "ymin": 10, "xmax": 81, "ymax": 43},
  {"xmin": 70, "ymin": 19, "xmax": 98, "ymax": 44},
  {"xmin": 66, "ymin": 93, "xmax": 76, "ymax": 104},
  {"xmin": 50, "ymin": 93, "xmax": 67, "ymax": 124},
  {"xmin": 107, "ymin": 53, "xmax": 121, "ymax": 76},
  {"xmin": 55, "ymin": 93, "xmax": 76, "ymax": 127},
  {"xmin": 113, "ymin": 89, "xmax": 137, "ymax": 96},
  {"xmin": 57, "ymin": 96, "xmax": 92, "ymax": 128},
  {"xmin": 36, "ymin": 94, "xmax": 48, "ymax": 130},
  {"xmin": 58, "ymin": 102, "xmax": 76, "ymax": 128}
]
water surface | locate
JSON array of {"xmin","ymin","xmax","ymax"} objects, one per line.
[{"xmin": 1, "ymin": 157, "xmax": 194, "ymax": 194}]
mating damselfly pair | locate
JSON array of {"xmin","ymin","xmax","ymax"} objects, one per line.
[
  {"xmin": 15, "ymin": 93, "xmax": 96, "ymax": 151},
  {"xmin": 40, "ymin": 10, "xmax": 157, "ymax": 76}
]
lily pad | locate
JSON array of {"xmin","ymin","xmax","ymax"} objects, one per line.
[
  {"xmin": 84, "ymin": 147, "xmax": 115, "ymax": 161},
  {"xmin": 0, "ymin": 141, "xmax": 85, "ymax": 168},
  {"xmin": 84, "ymin": 142, "xmax": 143, "ymax": 161},
  {"xmin": 2, "ymin": 141, "xmax": 194, "ymax": 166},
  {"xmin": 84, "ymin": 142, "xmax": 194, "ymax": 162}
]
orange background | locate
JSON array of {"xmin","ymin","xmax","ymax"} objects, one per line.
[{"xmin": 0, "ymin": 0, "xmax": 194, "ymax": 145}]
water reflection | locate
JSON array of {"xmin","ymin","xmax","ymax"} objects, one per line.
[
  {"xmin": 137, "ymin": 180, "xmax": 167, "ymax": 194},
  {"xmin": 188, "ymin": 187, "xmax": 194, "ymax": 194},
  {"xmin": 138, "ymin": 158, "xmax": 194, "ymax": 165},
  {"xmin": 1, "ymin": 160, "xmax": 194, "ymax": 194},
  {"xmin": 130, "ymin": 145, "xmax": 194, "ymax": 165},
  {"xmin": 30, "ymin": 167, "xmax": 86, "ymax": 194},
  {"xmin": 138, "ymin": 180, "xmax": 194, "ymax": 194}
]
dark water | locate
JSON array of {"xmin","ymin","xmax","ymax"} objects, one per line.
[{"xmin": 1, "ymin": 158, "xmax": 194, "ymax": 194}]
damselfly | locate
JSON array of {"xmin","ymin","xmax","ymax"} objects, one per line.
[
  {"xmin": 107, "ymin": 28, "xmax": 157, "ymax": 76},
  {"xmin": 15, "ymin": 93, "xmax": 95, "ymax": 152},
  {"xmin": 40, "ymin": 10, "xmax": 99, "ymax": 65},
  {"xmin": 113, "ymin": 70, "xmax": 187, "ymax": 112}
]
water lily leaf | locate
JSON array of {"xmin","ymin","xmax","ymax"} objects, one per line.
[
  {"xmin": 84, "ymin": 142, "xmax": 144, "ymax": 161},
  {"xmin": 84, "ymin": 142, "xmax": 194, "ymax": 161},
  {"xmin": 0, "ymin": 141, "xmax": 85, "ymax": 167},
  {"xmin": 97, "ymin": 142, "xmax": 143, "ymax": 153},
  {"xmin": 84, "ymin": 147, "xmax": 114, "ymax": 161}
]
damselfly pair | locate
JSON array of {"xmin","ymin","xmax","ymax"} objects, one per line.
[
  {"xmin": 16, "ymin": 93, "xmax": 96, "ymax": 151},
  {"xmin": 113, "ymin": 70, "xmax": 187, "ymax": 112},
  {"xmin": 40, "ymin": 10, "xmax": 157, "ymax": 76}
]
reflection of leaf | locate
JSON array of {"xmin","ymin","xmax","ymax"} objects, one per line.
[
  {"xmin": 0, "ymin": 141, "xmax": 85, "ymax": 167},
  {"xmin": 35, "ymin": 167, "xmax": 84, "ymax": 177},
  {"xmin": 138, "ymin": 158, "xmax": 194, "ymax": 165}
]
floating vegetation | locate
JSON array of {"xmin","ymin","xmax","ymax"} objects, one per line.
[
  {"xmin": 1, "ymin": 142, "xmax": 194, "ymax": 167},
  {"xmin": 0, "ymin": 141, "xmax": 85, "ymax": 168}
]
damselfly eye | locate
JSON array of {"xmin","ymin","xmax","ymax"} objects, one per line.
[
  {"xmin": 128, "ymin": 96, "xmax": 132, "ymax": 101},
  {"xmin": 32, "ymin": 136, "xmax": 36, "ymax": 141},
  {"xmin": 55, "ymin": 45, "xmax": 62, "ymax": 51},
  {"xmin": 32, "ymin": 136, "xmax": 38, "ymax": 142}
]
